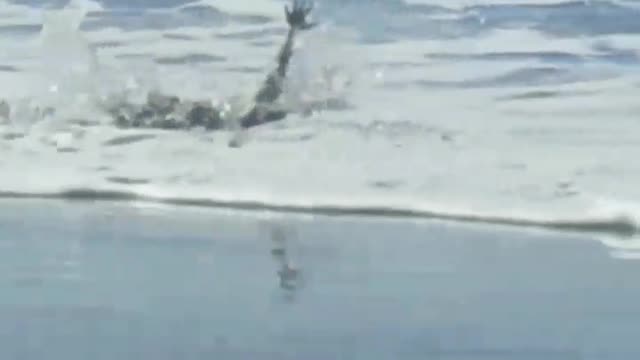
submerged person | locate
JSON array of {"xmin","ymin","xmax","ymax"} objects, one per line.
[{"xmin": 104, "ymin": 0, "xmax": 316, "ymax": 132}]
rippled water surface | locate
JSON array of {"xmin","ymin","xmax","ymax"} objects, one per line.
[
  {"xmin": 0, "ymin": 0, "xmax": 639, "ymax": 243},
  {"xmin": 2, "ymin": 1, "xmax": 640, "ymax": 357}
]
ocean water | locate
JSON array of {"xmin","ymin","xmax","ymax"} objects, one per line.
[
  {"xmin": 3, "ymin": 199, "xmax": 640, "ymax": 360},
  {"xmin": 3, "ymin": 1, "xmax": 640, "ymax": 358},
  {"xmin": 1, "ymin": 2, "xmax": 640, "ymax": 247}
]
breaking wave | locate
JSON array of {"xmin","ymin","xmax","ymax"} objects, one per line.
[
  {"xmin": 0, "ymin": 187, "xmax": 636, "ymax": 238},
  {"xmin": 1, "ymin": 0, "xmax": 640, "ymax": 247}
]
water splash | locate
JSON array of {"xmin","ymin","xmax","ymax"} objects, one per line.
[
  {"xmin": 38, "ymin": 0, "xmax": 98, "ymax": 108},
  {"xmin": 283, "ymin": 25, "xmax": 363, "ymax": 114}
]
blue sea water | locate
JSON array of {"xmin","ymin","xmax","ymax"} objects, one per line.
[
  {"xmin": 2, "ymin": 0, "xmax": 640, "ymax": 358},
  {"xmin": 1, "ymin": 0, "xmax": 640, "ymax": 237},
  {"xmin": 2, "ymin": 200, "xmax": 640, "ymax": 359}
]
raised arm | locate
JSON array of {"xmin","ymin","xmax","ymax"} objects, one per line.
[
  {"xmin": 241, "ymin": 0, "xmax": 315, "ymax": 128},
  {"xmin": 255, "ymin": 1, "xmax": 315, "ymax": 104}
]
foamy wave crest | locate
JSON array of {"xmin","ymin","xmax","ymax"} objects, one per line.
[
  {"xmin": 2, "ymin": 0, "xmax": 640, "ymax": 251},
  {"xmin": 0, "ymin": 187, "xmax": 636, "ymax": 237}
]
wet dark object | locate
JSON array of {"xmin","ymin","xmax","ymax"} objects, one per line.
[
  {"xmin": 146, "ymin": 92, "xmax": 180, "ymax": 116},
  {"xmin": 186, "ymin": 103, "xmax": 223, "ymax": 130},
  {"xmin": 105, "ymin": 0, "xmax": 316, "ymax": 133}
]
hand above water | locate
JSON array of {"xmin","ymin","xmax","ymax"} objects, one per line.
[{"xmin": 285, "ymin": 0, "xmax": 316, "ymax": 30}]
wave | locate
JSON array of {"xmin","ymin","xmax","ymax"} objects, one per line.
[
  {"xmin": 0, "ymin": 187, "xmax": 636, "ymax": 237},
  {"xmin": 1, "ymin": 0, "xmax": 640, "ymax": 247}
]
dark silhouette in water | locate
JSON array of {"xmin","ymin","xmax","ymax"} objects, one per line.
[{"xmin": 105, "ymin": 0, "xmax": 316, "ymax": 132}]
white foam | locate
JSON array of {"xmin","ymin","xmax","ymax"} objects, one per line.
[{"xmin": 0, "ymin": 0, "xmax": 639, "ymax": 246}]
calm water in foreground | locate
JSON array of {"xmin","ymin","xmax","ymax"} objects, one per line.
[{"xmin": 0, "ymin": 200, "xmax": 639, "ymax": 359}]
